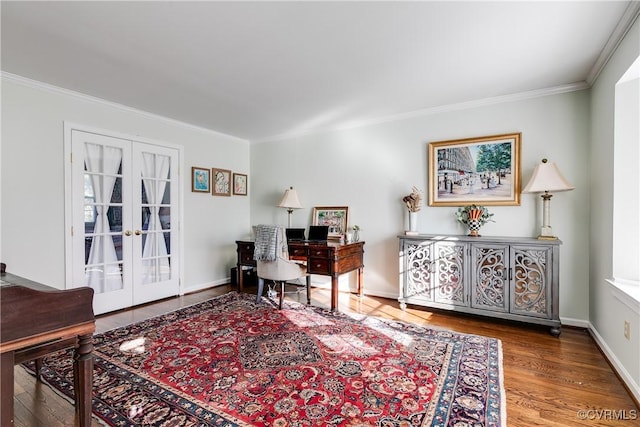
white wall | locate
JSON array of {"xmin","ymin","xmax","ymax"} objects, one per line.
[
  {"xmin": 589, "ymin": 17, "xmax": 640, "ymax": 400},
  {"xmin": 250, "ymin": 89, "xmax": 591, "ymax": 323},
  {"xmin": 1, "ymin": 75, "xmax": 249, "ymax": 292}
]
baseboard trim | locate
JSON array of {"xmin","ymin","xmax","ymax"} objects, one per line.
[
  {"xmin": 183, "ymin": 279, "xmax": 229, "ymax": 295},
  {"xmin": 559, "ymin": 316, "xmax": 590, "ymax": 328},
  {"xmin": 588, "ymin": 322, "xmax": 640, "ymax": 406}
]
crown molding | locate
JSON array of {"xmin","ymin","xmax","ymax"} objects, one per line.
[
  {"xmin": 253, "ymin": 81, "xmax": 590, "ymax": 144},
  {"xmin": 0, "ymin": 72, "xmax": 590, "ymax": 146},
  {"xmin": 587, "ymin": 1, "xmax": 640, "ymax": 85},
  {"xmin": 0, "ymin": 71, "xmax": 248, "ymax": 144}
]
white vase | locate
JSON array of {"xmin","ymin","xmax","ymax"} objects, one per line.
[{"xmin": 409, "ymin": 211, "xmax": 418, "ymax": 232}]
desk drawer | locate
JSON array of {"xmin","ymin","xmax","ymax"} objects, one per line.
[
  {"xmin": 238, "ymin": 243, "xmax": 254, "ymax": 253},
  {"xmin": 308, "ymin": 258, "xmax": 331, "ymax": 275},
  {"xmin": 289, "ymin": 247, "xmax": 308, "ymax": 258},
  {"xmin": 240, "ymin": 253, "xmax": 256, "ymax": 265},
  {"xmin": 308, "ymin": 247, "xmax": 330, "ymax": 258}
]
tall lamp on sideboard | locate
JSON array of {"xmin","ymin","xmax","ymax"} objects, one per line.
[{"xmin": 522, "ymin": 158, "xmax": 574, "ymax": 240}]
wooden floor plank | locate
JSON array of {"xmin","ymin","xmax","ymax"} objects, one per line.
[{"xmin": 11, "ymin": 285, "xmax": 639, "ymax": 426}]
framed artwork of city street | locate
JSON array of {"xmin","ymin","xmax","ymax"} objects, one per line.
[{"xmin": 428, "ymin": 133, "xmax": 521, "ymax": 206}]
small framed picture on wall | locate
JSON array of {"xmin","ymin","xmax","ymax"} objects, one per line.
[
  {"xmin": 212, "ymin": 168, "xmax": 232, "ymax": 196},
  {"xmin": 191, "ymin": 167, "xmax": 210, "ymax": 193},
  {"xmin": 233, "ymin": 173, "xmax": 248, "ymax": 196}
]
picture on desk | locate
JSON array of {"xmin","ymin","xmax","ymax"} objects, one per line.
[{"xmin": 312, "ymin": 206, "xmax": 349, "ymax": 239}]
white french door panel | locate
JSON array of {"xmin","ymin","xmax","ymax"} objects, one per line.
[
  {"xmin": 71, "ymin": 130, "xmax": 133, "ymax": 315},
  {"xmin": 131, "ymin": 143, "xmax": 180, "ymax": 305},
  {"xmin": 68, "ymin": 127, "xmax": 181, "ymax": 315}
]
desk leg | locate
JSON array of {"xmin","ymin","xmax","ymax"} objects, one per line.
[
  {"xmin": 1, "ymin": 351, "xmax": 15, "ymax": 426},
  {"xmin": 357, "ymin": 267, "xmax": 364, "ymax": 297},
  {"xmin": 237, "ymin": 263, "xmax": 244, "ymax": 293},
  {"xmin": 331, "ymin": 275, "xmax": 339, "ymax": 311},
  {"xmin": 306, "ymin": 276, "xmax": 311, "ymax": 305},
  {"xmin": 74, "ymin": 333, "xmax": 94, "ymax": 427}
]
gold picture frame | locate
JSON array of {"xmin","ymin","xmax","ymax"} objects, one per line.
[{"xmin": 428, "ymin": 133, "xmax": 521, "ymax": 206}]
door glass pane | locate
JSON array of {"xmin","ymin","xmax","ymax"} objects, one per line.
[
  {"xmin": 84, "ymin": 235, "xmax": 93, "ymax": 264},
  {"xmin": 111, "ymin": 176, "xmax": 122, "ymax": 203},
  {"xmin": 112, "ymin": 235, "xmax": 123, "ymax": 262},
  {"xmin": 159, "ymin": 207, "xmax": 171, "ymax": 230},
  {"xmin": 107, "ymin": 206, "xmax": 122, "ymax": 231},
  {"xmin": 163, "ymin": 232, "xmax": 171, "ymax": 256}
]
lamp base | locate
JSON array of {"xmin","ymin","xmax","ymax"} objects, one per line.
[
  {"xmin": 537, "ymin": 226, "xmax": 558, "ymax": 240},
  {"xmin": 537, "ymin": 235, "xmax": 559, "ymax": 240}
]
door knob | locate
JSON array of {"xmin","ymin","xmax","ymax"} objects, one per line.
[
  {"xmin": 124, "ymin": 230, "xmax": 132, "ymax": 236},
  {"xmin": 134, "ymin": 230, "xmax": 142, "ymax": 235}
]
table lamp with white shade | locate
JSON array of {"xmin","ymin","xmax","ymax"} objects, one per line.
[
  {"xmin": 522, "ymin": 158, "xmax": 574, "ymax": 239},
  {"xmin": 278, "ymin": 187, "xmax": 302, "ymax": 227}
]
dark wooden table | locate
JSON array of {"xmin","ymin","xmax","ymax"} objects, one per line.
[
  {"xmin": 236, "ymin": 240, "xmax": 365, "ymax": 311},
  {"xmin": 0, "ymin": 273, "xmax": 95, "ymax": 426}
]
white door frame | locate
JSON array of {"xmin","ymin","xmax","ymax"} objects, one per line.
[{"xmin": 63, "ymin": 122, "xmax": 184, "ymax": 301}]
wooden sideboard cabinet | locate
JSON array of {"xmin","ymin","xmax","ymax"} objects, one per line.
[{"xmin": 398, "ymin": 234, "xmax": 561, "ymax": 336}]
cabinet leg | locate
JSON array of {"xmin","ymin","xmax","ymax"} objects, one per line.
[
  {"xmin": 399, "ymin": 301, "xmax": 407, "ymax": 311},
  {"xmin": 550, "ymin": 325, "xmax": 561, "ymax": 337}
]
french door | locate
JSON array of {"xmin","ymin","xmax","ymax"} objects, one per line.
[{"xmin": 69, "ymin": 129, "xmax": 180, "ymax": 314}]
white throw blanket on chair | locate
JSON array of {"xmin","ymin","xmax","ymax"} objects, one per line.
[{"xmin": 253, "ymin": 224, "xmax": 287, "ymax": 261}]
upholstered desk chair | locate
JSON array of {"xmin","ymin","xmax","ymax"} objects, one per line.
[{"xmin": 253, "ymin": 224, "xmax": 309, "ymax": 309}]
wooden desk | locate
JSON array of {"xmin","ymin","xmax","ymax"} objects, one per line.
[
  {"xmin": 0, "ymin": 274, "xmax": 95, "ymax": 427},
  {"xmin": 236, "ymin": 240, "xmax": 365, "ymax": 311}
]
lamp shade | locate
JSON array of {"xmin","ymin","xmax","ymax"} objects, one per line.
[
  {"xmin": 278, "ymin": 187, "xmax": 302, "ymax": 209},
  {"xmin": 522, "ymin": 159, "xmax": 575, "ymax": 193}
]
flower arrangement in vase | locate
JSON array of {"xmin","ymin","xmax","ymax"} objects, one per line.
[
  {"xmin": 456, "ymin": 204, "xmax": 494, "ymax": 237},
  {"xmin": 402, "ymin": 187, "xmax": 422, "ymax": 233},
  {"xmin": 351, "ymin": 225, "xmax": 360, "ymax": 242}
]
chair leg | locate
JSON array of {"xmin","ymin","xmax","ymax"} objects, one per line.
[
  {"xmin": 256, "ymin": 278, "xmax": 265, "ymax": 303},
  {"xmin": 279, "ymin": 281, "xmax": 285, "ymax": 309}
]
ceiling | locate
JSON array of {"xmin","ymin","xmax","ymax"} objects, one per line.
[{"xmin": 1, "ymin": 1, "xmax": 637, "ymax": 142}]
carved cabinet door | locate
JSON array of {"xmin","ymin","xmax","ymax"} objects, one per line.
[
  {"xmin": 402, "ymin": 241, "xmax": 435, "ymax": 304},
  {"xmin": 509, "ymin": 245, "xmax": 553, "ymax": 318},
  {"xmin": 433, "ymin": 241, "xmax": 467, "ymax": 306},
  {"xmin": 470, "ymin": 243, "xmax": 509, "ymax": 312}
]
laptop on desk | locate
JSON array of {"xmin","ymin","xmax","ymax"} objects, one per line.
[
  {"xmin": 285, "ymin": 228, "xmax": 306, "ymax": 242},
  {"xmin": 306, "ymin": 225, "xmax": 329, "ymax": 242}
]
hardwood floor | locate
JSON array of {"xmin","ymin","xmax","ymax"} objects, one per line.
[{"xmin": 12, "ymin": 286, "xmax": 639, "ymax": 426}]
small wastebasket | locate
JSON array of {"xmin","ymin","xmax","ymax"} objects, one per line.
[{"xmin": 230, "ymin": 266, "xmax": 257, "ymax": 288}]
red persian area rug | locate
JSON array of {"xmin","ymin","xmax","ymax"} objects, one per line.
[{"xmin": 25, "ymin": 292, "xmax": 505, "ymax": 426}]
